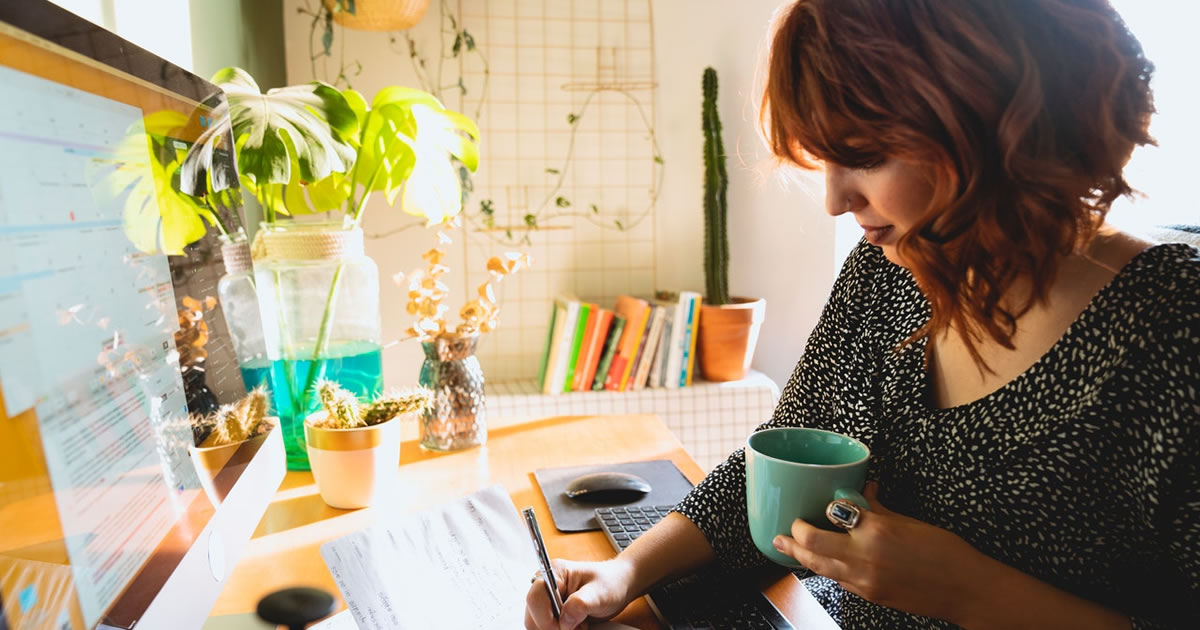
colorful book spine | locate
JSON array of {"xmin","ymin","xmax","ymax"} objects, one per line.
[
  {"xmin": 541, "ymin": 300, "xmax": 568, "ymax": 394},
  {"xmin": 650, "ymin": 307, "xmax": 674, "ymax": 388},
  {"xmin": 683, "ymin": 294, "xmax": 702, "ymax": 386},
  {"xmin": 678, "ymin": 294, "xmax": 698, "ymax": 388},
  {"xmin": 549, "ymin": 298, "xmax": 580, "ymax": 394},
  {"xmin": 632, "ymin": 305, "xmax": 667, "ymax": 390},
  {"xmin": 536, "ymin": 302, "xmax": 560, "ymax": 392},
  {"xmin": 624, "ymin": 305, "xmax": 658, "ymax": 391},
  {"xmin": 665, "ymin": 291, "xmax": 698, "ymax": 390},
  {"xmin": 591, "ymin": 316, "xmax": 626, "ymax": 390},
  {"xmin": 576, "ymin": 308, "xmax": 613, "ymax": 391},
  {"xmin": 562, "ymin": 303, "xmax": 592, "ymax": 392},
  {"xmin": 606, "ymin": 295, "xmax": 651, "ymax": 391}
]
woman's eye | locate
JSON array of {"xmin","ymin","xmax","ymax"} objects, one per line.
[{"xmin": 853, "ymin": 157, "xmax": 886, "ymax": 172}]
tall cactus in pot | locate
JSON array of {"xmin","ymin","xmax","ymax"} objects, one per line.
[{"xmin": 702, "ymin": 66, "xmax": 730, "ymax": 306}]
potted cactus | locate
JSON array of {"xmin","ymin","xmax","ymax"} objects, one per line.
[
  {"xmin": 304, "ymin": 380, "xmax": 432, "ymax": 509},
  {"xmin": 189, "ymin": 387, "xmax": 275, "ymax": 505},
  {"xmin": 696, "ymin": 67, "xmax": 766, "ymax": 382}
]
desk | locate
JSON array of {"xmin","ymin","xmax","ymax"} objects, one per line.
[{"xmin": 210, "ymin": 414, "xmax": 836, "ymax": 629}]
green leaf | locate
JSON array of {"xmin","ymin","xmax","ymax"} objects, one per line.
[
  {"xmin": 567, "ymin": 113, "xmax": 578, "ymax": 124},
  {"xmin": 452, "ymin": 33, "xmax": 463, "ymax": 57},
  {"xmin": 322, "ymin": 14, "xmax": 334, "ymax": 56},
  {"xmin": 614, "ymin": 219, "xmax": 624, "ymax": 230},
  {"xmin": 555, "ymin": 196, "xmax": 570, "ymax": 207},
  {"xmin": 480, "ymin": 199, "xmax": 494, "ymax": 215},
  {"xmin": 181, "ymin": 68, "xmax": 359, "ymax": 209},
  {"xmin": 545, "ymin": 167, "xmax": 559, "ymax": 175},
  {"xmin": 590, "ymin": 203, "xmax": 599, "ymax": 214},
  {"xmin": 654, "ymin": 155, "xmax": 664, "ymax": 165},
  {"xmin": 523, "ymin": 213, "xmax": 537, "ymax": 227},
  {"xmin": 463, "ymin": 30, "xmax": 476, "ymax": 50}
]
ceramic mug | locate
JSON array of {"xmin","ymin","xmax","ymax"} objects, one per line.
[{"xmin": 745, "ymin": 427, "xmax": 871, "ymax": 567}]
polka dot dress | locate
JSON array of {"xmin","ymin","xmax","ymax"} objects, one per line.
[{"xmin": 674, "ymin": 241, "xmax": 1200, "ymax": 629}]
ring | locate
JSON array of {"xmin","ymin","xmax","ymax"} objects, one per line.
[
  {"xmin": 826, "ymin": 498, "xmax": 864, "ymax": 530},
  {"xmin": 531, "ymin": 569, "xmax": 543, "ymax": 584}
]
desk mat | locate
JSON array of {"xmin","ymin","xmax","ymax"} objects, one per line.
[{"xmin": 533, "ymin": 459, "xmax": 695, "ymax": 532}]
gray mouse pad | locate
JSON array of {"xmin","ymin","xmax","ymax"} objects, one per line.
[{"xmin": 533, "ymin": 459, "xmax": 695, "ymax": 532}]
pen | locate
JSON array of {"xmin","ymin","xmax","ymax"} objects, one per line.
[{"xmin": 522, "ymin": 506, "xmax": 565, "ymax": 619}]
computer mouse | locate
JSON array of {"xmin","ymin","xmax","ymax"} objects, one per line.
[{"xmin": 564, "ymin": 472, "xmax": 652, "ymax": 504}]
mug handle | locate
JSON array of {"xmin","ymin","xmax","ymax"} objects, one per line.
[{"xmin": 834, "ymin": 487, "xmax": 870, "ymax": 511}]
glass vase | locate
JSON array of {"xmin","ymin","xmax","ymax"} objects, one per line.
[
  {"xmin": 217, "ymin": 234, "xmax": 271, "ymax": 392},
  {"xmin": 253, "ymin": 221, "xmax": 383, "ymax": 470},
  {"xmin": 418, "ymin": 334, "xmax": 486, "ymax": 451}
]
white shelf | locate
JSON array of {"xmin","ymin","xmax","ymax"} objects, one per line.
[{"xmin": 486, "ymin": 371, "xmax": 780, "ymax": 471}]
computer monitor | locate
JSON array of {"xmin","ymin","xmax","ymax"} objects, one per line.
[{"xmin": 0, "ymin": 3, "xmax": 285, "ymax": 629}]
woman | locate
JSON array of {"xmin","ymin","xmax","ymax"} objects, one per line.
[{"xmin": 525, "ymin": 0, "xmax": 1199, "ymax": 628}]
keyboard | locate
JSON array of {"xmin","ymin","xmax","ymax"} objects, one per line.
[{"xmin": 595, "ymin": 506, "xmax": 795, "ymax": 630}]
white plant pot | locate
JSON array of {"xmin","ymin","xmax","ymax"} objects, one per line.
[{"xmin": 304, "ymin": 412, "xmax": 403, "ymax": 509}]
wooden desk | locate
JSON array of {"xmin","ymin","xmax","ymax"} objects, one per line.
[{"xmin": 210, "ymin": 414, "xmax": 835, "ymax": 628}]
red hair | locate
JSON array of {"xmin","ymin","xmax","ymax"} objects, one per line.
[{"xmin": 763, "ymin": 0, "xmax": 1155, "ymax": 366}]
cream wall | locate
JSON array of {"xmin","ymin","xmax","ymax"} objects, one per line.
[{"xmin": 279, "ymin": 0, "xmax": 836, "ymax": 390}]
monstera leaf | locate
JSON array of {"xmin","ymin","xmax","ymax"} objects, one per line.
[
  {"xmin": 341, "ymin": 86, "xmax": 480, "ymax": 224},
  {"xmin": 181, "ymin": 67, "xmax": 359, "ymax": 216},
  {"xmin": 90, "ymin": 112, "xmax": 218, "ymax": 255}
]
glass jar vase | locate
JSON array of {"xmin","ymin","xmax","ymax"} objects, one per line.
[
  {"xmin": 217, "ymin": 234, "xmax": 270, "ymax": 391},
  {"xmin": 253, "ymin": 221, "xmax": 383, "ymax": 470},
  {"xmin": 418, "ymin": 334, "xmax": 486, "ymax": 451}
]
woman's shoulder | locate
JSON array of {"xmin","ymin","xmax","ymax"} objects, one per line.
[{"xmin": 1114, "ymin": 242, "xmax": 1200, "ymax": 320}]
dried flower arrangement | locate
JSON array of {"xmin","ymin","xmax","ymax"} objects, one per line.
[
  {"xmin": 307, "ymin": 379, "xmax": 433, "ymax": 429},
  {"xmin": 193, "ymin": 387, "xmax": 271, "ymax": 447},
  {"xmin": 394, "ymin": 215, "xmax": 532, "ymax": 342}
]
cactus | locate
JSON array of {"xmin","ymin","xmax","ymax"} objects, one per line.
[
  {"xmin": 315, "ymin": 379, "xmax": 365, "ymax": 429},
  {"xmin": 209, "ymin": 387, "xmax": 269, "ymax": 446},
  {"xmin": 360, "ymin": 388, "xmax": 433, "ymax": 426},
  {"xmin": 702, "ymin": 66, "xmax": 730, "ymax": 306}
]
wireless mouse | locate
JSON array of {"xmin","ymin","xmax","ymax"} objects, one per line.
[{"xmin": 564, "ymin": 471, "xmax": 653, "ymax": 504}]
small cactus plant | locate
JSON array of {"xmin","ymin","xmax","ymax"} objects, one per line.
[
  {"xmin": 309, "ymin": 380, "xmax": 433, "ymax": 429},
  {"xmin": 203, "ymin": 387, "xmax": 269, "ymax": 446}
]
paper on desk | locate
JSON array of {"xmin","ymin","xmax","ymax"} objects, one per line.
[{"xmin": 320, "ymin": 484, "xmax": 634, "ymax": 630}]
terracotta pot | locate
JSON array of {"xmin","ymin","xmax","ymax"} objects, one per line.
[
  {"xmin": 324, "ymin": 0, "xmax": 431, "ymax": 31},
  {"xmin": 305, "ymin": 412, "xmax": 403, "ymax": 509},
  {"xmin": 697, "ymin": 297, "xmax": 766, "ymax": 382}
]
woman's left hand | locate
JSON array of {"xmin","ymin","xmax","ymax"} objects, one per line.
[{"xmin": 772, "ymin": 482, "xmax": 987, "ymax": 623}]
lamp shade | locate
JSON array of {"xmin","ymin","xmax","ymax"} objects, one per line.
[{"xmin": 324, "ymin": 0, "xmax": 431, "ymax": 31}]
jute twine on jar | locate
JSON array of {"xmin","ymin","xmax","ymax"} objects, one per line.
[{"xmin": 251, "ymin": 226, "xmax": 365, "ymax": 263}]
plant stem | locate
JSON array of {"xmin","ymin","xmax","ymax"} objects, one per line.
[{"xmin": 297, "ymin": 263, "xmax": 346, "ymax": 410}]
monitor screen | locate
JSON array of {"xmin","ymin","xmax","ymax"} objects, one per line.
[{"xmin": 0, "ymin": 3, "xmax": 279, "ymax": 629}]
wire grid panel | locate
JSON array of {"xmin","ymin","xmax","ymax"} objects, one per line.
[
  {"xmin": 486, "ymin": 371, "xmax": 781, "ymax": 471},
  {"xmin": 449, "ymin": 0, "xmax": 661, "ymax": 384}
]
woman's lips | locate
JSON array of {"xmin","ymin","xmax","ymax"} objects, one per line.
[{"xmin": 861, "ymin": 225, "xmax": 893, "ymax": 245}]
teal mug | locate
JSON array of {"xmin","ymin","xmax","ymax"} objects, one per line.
[{"xmin": 745, "ymin": 427, "xmax": 870, "ymax": 567}]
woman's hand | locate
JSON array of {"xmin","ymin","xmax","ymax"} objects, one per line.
[
  {"xmin": 771, "ymin": 482, "xmax": 985, "ymax": 623},
  {"xmin": 524, "ymin": 558, "xmax": 637, "ymax": 630}
]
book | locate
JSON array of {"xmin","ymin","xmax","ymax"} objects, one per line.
[
  {"xmin": 562, "ymin": 303, "xmax": 593, "ymax": 392},
  {"xmin": 548, "ymin": 296, "xmax": 580, "ymax": 394},
  {"xmin": 591, "ymin": 315, "xmax": 626, "ymax": 390},
  {"xmin": 540, "ymin": 300, "xmax": 569, "ymax": 394},
  {"xmin": 662, "ymin": 290, "xmax": 699, "ymax": 390},
  {"xmin": 624, "ymin": 305, "xmax": 658, "ymax": 391},
  {"xmin": 631, "ymin": 305, "xmax": 668, "ymax": 390},
  {"xmin": 605, "ymin": 295, "xmax": 651, "ymax": 391},
  {"xmin": 536, "ymin": 302, "xmax": 560, "ymax": 392},
  {"xmin": 683, "ymin": 294, "xmax": 702, "ymax": 386},
  {"xmin": 677, "ymin": 294, "xmax": 698, "ymax": 388},
  {"xmin": 575, "ymin": 308, "xmax": 613, "ymax": 391},
  {"xmin": 649, "ymin": 306, "xmax": 674, "ymax": 388}
]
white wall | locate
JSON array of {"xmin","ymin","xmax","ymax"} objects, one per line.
[
  {"xmin": 278, "ymin": 0, "xmax": 835, "ymax": 389},
  {"xmin": 52, "ymin": 0, "xmax": 193, "ymax": 70}
]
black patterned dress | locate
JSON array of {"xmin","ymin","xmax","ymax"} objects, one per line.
[{"xmin": 674, "ymin": 241, "xmax": 1200, "ymax": 629}]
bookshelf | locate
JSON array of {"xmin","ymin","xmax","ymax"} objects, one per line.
[{"xmin": 486, "ymin": 371, "xmax": 780, "ymax": 471}]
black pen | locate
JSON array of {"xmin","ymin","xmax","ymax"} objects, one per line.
[{"xmin": 522, "ymin": 506, "xmax": 565, "ymax": 619}]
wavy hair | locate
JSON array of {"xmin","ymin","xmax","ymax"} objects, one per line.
[{"xmin": 763, "ymin": 0, "xmax": 1155, "ymax": 367}]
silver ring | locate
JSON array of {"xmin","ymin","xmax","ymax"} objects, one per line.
[
  {"xmin": 531, "ymin": 569, "xmax": 543, "ymax": 584},
  {"xmin": 826, "ymin": 499, "xmax": 864, "ymax": 530}
]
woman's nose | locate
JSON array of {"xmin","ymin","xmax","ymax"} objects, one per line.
[{"xmin": 825, "ymin": 166, "xmax": 857, "ymax": 217}]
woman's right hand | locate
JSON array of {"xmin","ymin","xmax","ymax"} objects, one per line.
[{"xmin": 524, "ymin": 557, "xmax": 637, "ymax": 630}]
